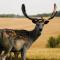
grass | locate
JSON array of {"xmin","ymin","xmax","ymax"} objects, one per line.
[
  {"xmin": 6, "ymin": 48, "xmax": 60, "ymax": 60},
  {"xmin": 0, "ymin": 17, "xmax": 60, "ymax": 60},
  {"xmin": 26, "ymin": 48, "xmax": 60, "ymax": 60}
]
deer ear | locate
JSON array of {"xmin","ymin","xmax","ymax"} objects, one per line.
[{"xmin": 44, "ymin": 21, "xmax": 49, "ymax": 24}]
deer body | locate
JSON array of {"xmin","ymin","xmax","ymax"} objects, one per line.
[
  {"xmin": 12, "ymin": 24, "xmax": 43, "ymax": 51},
  {"xmin": 11, "ymin": 26, "xmax": 42, "ymax": 60}
]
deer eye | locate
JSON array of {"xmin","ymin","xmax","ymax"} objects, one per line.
[
  {"xmin": 39, "ymin": 20, "xmax": 42, "ymax": 23},
  {"xmin": 35, "ymin": 20, "xmax": 38, "ymax": 21},
  {"xmin": 32, "ymin": 20, "xmax": 38, "ymax": 23}
]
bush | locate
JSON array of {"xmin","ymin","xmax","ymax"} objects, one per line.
[
  {"xmin": 56, "ymin": 35, "xmax": 60, "ymax": 47},
  {"xmin": 47, "ymin": 35, "xmax": 60, "ymax": 48},
  {"xmin": 47, "ymin": 37, "xmax": 56, "ymax": 48}
]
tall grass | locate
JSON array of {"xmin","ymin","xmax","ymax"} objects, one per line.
[{"xmin": 7, "ymin": 48, "xmax": 60, "ymax": 60}]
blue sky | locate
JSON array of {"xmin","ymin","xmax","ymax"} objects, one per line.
[{"xmin": 0, "ymin": 0, "xmax": 60, "ymax": 15}]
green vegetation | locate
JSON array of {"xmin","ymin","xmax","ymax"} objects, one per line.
[
  {"xmin": 36, "ymin": 11, "xmax": 60, "ymax": 17},
  {"xmin": 56, "ymin": 11, "xmax": 60, "ymax": 17},
  {"xmin": 0, "ymin": 11, "xmax": 60, "ymax": 18},
  {"xmin": 0, "ymin": 14, "xmax": 24, "ymax": 18},
  {"xmin": 47, "ymin": 35, "xmax": 60, "ymax": 48}
]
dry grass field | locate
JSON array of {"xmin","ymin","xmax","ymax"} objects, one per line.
[
  {"xmin": 0, "ymin": 17, "xmax": 60, "ymax": 60},
  {"xmin": 27, "ymin": 48, "xmax": 60, "ymax": 60}
]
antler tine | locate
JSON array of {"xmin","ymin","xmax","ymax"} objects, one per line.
[
  {"xmin": 48, "ymin": 3, "xmax": 57, "ymax": 20},
  {"xmin": 22, "ymin": 4, "xmax": 42, "ymax": 21}
]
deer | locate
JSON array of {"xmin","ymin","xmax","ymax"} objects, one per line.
[
  {"xmin": 9, "ymin": 3, "xmax": 57, "ymax": 60},
  {"xmin": 0, "ymin": 3, "xmax": 57, "ymax": 60},
  {"xmin": 0, "ymin": 29, "xmax": 16, "ymax": 60}
]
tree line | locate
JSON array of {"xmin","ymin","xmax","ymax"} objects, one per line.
[{"xmin": 0, "ymin": 11, "xmax": 60, "ymax": 18}]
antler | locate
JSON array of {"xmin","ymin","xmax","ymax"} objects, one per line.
[
  {"xmin": 22, "ymin": 3, "xmax": 57, "ymax": 24},
  {"xmin": 47, "ymin": 3, "xmax": 57, "ymax": 20},
  {"xmin": 43, "ymin": 3, "xmax": 57, "ymax": 24},
  {"xmin": 22, "ymin": 4, "xmax": 42, "ymax": 21}
]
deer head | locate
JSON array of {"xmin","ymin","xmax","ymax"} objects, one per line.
[{"xmin": 22, "ymin": 3, "xmax": 57, "ymax": 30}]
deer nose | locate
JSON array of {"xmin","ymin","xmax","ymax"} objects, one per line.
[{"xmin": 39, "ymin": 29, "xmax": 42, "ymax": 31}]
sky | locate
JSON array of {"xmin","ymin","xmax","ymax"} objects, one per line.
[{"xmin": 0, "ymin": 0, "xmax": 60, "ymax": 15}]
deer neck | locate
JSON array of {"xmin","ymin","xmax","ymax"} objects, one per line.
[{"xmin": 30, "ymin": 24, "xmax": 42, "ymax": 41}]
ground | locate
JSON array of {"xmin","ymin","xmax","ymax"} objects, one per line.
[{"xmin": 0, "ymin": 17, "xmax": 60, "ymax": 60}]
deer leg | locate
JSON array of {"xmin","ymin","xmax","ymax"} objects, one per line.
[
  {"xmin": 21, "ymin": 46, "xmax": 26, "ymax": 60},
  {"xmin": 14, "ymin": 52, "xmax": 19, "ymax": 60},
  {"xmin": 1, "ymin": 56, "xmax": 6, "ymax": 60},
  {"xmin": 0, "ymin": 51, "xmax": 3, "ymax": 60},
  {"xmin": 1, "ymin": 46, "xmax": 13, "ymax": 60},
  {"xmin": 0, "ymin": 51, "xmax": 8, "ymax": 60},
  {"xmin": 8, "ymin": 52, "xmax": 12, "ymax": 60},
  {"xmin": 0, "ymin": 51, "xmax": 7, "ymax": 60}
]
